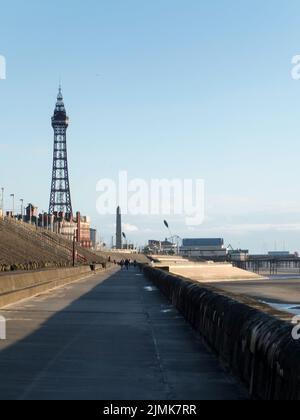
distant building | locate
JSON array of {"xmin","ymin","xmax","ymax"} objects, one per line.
[
  {"xmin": 182, "ymin": 238, "xmax": 224, "ymax": 248},
  {"xmin": 268, "ymin": 251, "xmax": 291, "ymax": 257},
  {"xmin": 76, "ymin": 212, "xmax": 92, "ymax": 248},
  {"xmin": 90, "ymin": 228, "xmax": 97, "ymax": 249},
  {"xmin": 24, "ymin": 204, "xmax": 39, "ymax": 224},
  {"xmin": 228, "ymin": 249, "xmax": 249, "ymax": 262},
  {"xmin": 180, "ymin": 238, "xmax": 227, "ymax": 260},
  {"xmin": 57, "ymin": 219, "xmax": 77, "ymax": 241},
  {"xmin": 22, "ymin": 206, "xmax": 42, "ymax": 225},
  {"xmin": 26, "ymin": 209, "xmax": 93, "ymax": 248},
  {"xmin": 116, "ymin": 206, "xmax": 122, "ymax": 249},
  {"xmin": 160, "ymin": 239, "xmax": 177, "ymax": 254},
  {"xmin": 147, "ymin": 239, "xmax": 177, "ymax": 255},
  {"xmin": 148, "ymin": 240, "xmax": 161, "ymax": 253}
]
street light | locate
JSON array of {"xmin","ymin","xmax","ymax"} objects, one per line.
[
  {"xmin": 163, "ymin": 220, "xmax": 181, "ymax": 255},
  {"xmin": 164, "ymin": 220, "xmax": 173, "ymax": 238},
  {"xmin": 163, "ymin": 220, "xmax": 173, "ymax": 255},
  {"xmin": 122, "ymin": 232, "xmax": 127, "ymax": 249},
  {"xmin": 10, "ymin": 194, "xmax": 15, "ymax": 218},
  {"xmin": 1, "ymin": 187, "xmax": 4, "ymax": 218},
  {"xmin": 20, "ymin": 199, "xmax": 24, "ymax": 221},
  {"xmin": 29, "ymin": 204, "xmax": 32, "ymax": 225}
]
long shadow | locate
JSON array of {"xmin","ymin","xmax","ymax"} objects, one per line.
[{"xmin": 0, "ymin": 269, "xmax": 246, "ymax": 400}]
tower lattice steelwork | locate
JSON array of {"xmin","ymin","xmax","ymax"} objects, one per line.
[{"xmin": 49, "ymin": 87, "xmax": 73, "ymax": 217}]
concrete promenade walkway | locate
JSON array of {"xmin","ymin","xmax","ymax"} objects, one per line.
[{"xmin": 0, "ymin": 268, "xmax": 246, "ymax": 400}]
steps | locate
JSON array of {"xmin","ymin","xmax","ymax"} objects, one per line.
[{"xmin": 0, "ymin": 218, "xmax": 105, "ymax": 271}]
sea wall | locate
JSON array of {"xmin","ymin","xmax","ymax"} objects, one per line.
[
  {"xmin": 143, "ymin": 266, "xmax": 300, "ymax": 400},
  {"xmin": 0, "ymin": 265, "xmax": 105, "ymax": 307}
]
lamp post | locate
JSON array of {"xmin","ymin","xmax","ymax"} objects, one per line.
[
  {"xmin": 163, "ymin": 220, "xmax": 180, "ymax": 255},
  {"xmin": 10, "ymin": 194, "xmax": 15, "ymax": 218},
  {"xmin": 20, "ymin": 199, "xmax": 24, "ymax": 221},
  {"xmin": 164, "ymin": 220, "xmax": 173, "ymax": 238},
  {"xmin": 1, "ymin": 187, "xmax": 4, "ymax": 218},
  {"xmin": 163, "ymin": 220, "xmax": 174, "ymax": 254},
  {"xmin": 122, "ymin": 232, "xmax": 127, "ymax": 250},
  {"xmin": 73, "ymin": 230, "xmax": 78, "ymax": 267}
]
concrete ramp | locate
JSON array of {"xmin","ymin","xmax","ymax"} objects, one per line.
[
  {"xmin": 151, "ymin": 256, "xmax": 262, "ymax": 282},
  {"xmin": 167, "ymin": 263, "xmax": 262, "ymax": 282}
]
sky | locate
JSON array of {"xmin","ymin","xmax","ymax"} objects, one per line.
[{"xmin": 1, "ymin": 0, "xmax": 300, "ymax": 252}]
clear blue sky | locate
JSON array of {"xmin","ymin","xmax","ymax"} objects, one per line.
[{"xmin": 1, "ymin": 0, "xmax": 300, "ymax": 252}]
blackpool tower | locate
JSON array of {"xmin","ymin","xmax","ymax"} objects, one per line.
[{"xmin": 49, "ymin": 87, "xmax": 73, "ymax": 217}]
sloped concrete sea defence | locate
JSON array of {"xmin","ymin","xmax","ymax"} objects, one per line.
[
  {"xmin": 0, "ymin": 265, "xmax": 105, "ymax": 308},
  {"xmin": 0, "ymin": 261, "xmax": 73, "ymax": 272},
  {"xmin": 143, "ymin": 266, "xmax": 300, "ymax": 400}
]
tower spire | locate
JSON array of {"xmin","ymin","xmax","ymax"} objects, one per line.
[{"xmin": 55, "ymin": 85, "xmax": 65, "ymax": 111}]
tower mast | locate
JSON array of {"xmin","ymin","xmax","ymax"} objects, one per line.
[{"xmin": 49, "ymin": 86, "xmax": 73, "ymax": 218}]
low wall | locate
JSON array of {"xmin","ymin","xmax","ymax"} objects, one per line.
[
  {"xmin": 143, "ymin": 266, "xmax": 300, "ymax": 400},
  {"xmin": 0, "ymin": 265, "xmax": 105, "ymax": 308}
]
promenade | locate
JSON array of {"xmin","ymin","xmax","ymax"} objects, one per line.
[{"xmin": 0, "ymin": 268, "xmax": 245, "ymax": 400}]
